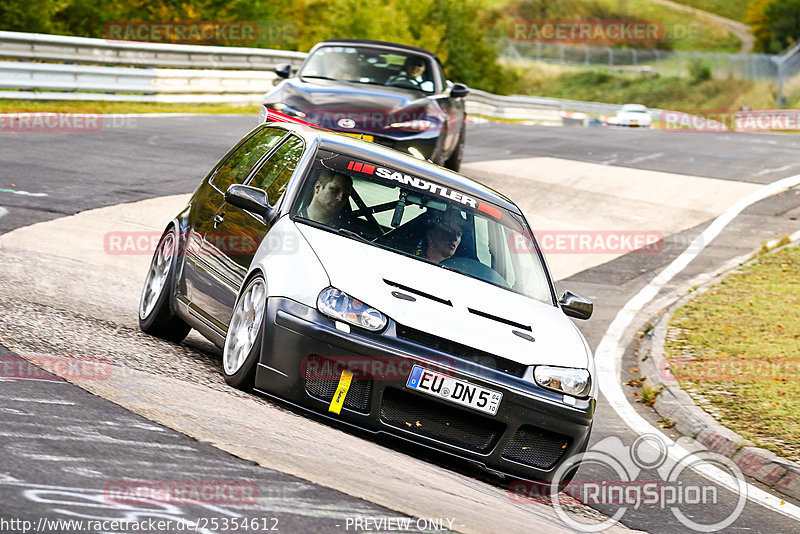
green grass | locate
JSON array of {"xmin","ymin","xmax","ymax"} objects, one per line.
[
  {"xmin": 664, "ymin": 244, "xmax": 800, "ymax": 462},
  {"xmin": 665, "ymin": 0, "xmax": 750, "ymax": 23},
  {"xmin": 0, "ymin": 100, "xmax": 260, "ymax": 114},
  {"xmin": 623, "ymin": 0, "xmax": 741, "ymax": 52},
  {"xmin": 511, "ymin": 63, "xmax": 778, "ymax": 111},
  {"xmin": 494, "ymin": 0, "xmax": 741, "ymax": 52}
]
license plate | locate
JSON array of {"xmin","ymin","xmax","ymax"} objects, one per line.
[
  {"xmin": 406, "ymin": 365, "xmax": 502, "ymax": 416},
  {"xmin": 341, "ymin": 132, "xmax": 374, "ymax": 142}
]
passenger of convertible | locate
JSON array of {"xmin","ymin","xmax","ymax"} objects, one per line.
[{"xmin": 299, "ymin": 170, "xmax": 352, "ymax": 226}]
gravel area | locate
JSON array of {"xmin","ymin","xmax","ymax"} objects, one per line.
[
  {"xmin": 0, "ymin": 247, "xmax": 626, "ymax": 530},
  {"xmin": 0, "ymin": 295, "xmax": 257, "ymax": 400}
]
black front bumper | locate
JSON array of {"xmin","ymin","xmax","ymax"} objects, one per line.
[{"xmin": 254, "ymin": 297, "xmax": 595, "ymax": 482}]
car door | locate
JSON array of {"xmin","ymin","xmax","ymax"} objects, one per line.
[
  {"xmin": 200, "ymin": 134, "xmax": 306, "ymax": 329},
  {"xmin": 182, "ymin": 126, "xmax": 288, "ymax": 330}
]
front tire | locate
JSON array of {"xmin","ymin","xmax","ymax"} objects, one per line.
[
  {"xmin": 444, "ymin": 124, "xmax": 466, "ymax": 172},
  {"xmin": 222, "ymin": 275, "xmax": 267, "ymax": 390},
  {"xmin": 139, "ymin": 227, "xmax": 191, "ymax": 343}
]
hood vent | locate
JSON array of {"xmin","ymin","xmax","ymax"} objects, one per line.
[
  {"xmin": 383, "ymin": 279, "xmax": 452, "ymax": 307},
  {"xmin": 468, "ymin": 308, "xmax": 531, "ymax": 332}
]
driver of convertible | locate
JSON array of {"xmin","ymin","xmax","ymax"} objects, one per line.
[
  {"xmin": 422, "ymin": 211, "xmax": 467, "ymax": 263},
  {"xmin": 386, "ymin": 56, "xmax": 426, "ymax": 88}
]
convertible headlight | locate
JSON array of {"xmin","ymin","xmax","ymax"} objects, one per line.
[
  {"xmin": 270, "ymin": 102, "xmax": 306, "ymax": 118},
  {"xmin": 533, "ymin": 366, "xmax": 591, "ymax": 397},
  {"xmin": 317, "ymin": 287, "xmax": 387, "ymax": 332},
  {"xmin": 388, "ymin": 120, "xmax": 433, "ymax": 130}
]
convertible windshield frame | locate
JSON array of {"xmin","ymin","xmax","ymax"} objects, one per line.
[{"xmin": 298, "ymin": 44, "xmax": 441, "ymax": 94}]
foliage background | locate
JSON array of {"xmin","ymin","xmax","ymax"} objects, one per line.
[{"xmin": 0, "ymin": 0, "xmax": 517, "ymax": 94}]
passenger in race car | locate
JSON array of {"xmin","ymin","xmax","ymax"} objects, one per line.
[
  {"xmin": 299, "ymin": 170, "xmax": 352, "ymax": 225},
  {"xmin": 386, "ymin": 56, "xmax": 426, "ymax": 88},
  {"xmin": 421, "ymin": 211, "xmax": 467, "ymax": 263}
]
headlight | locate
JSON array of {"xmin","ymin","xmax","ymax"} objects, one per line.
[
  {"xmin": 270, "ymin": 102, "xmax": 306, "ymax": 118},
  {"xmin": 534, "ymin": 366, "xmax": 591, "ymax": 397},
  {"xmin": 388, "ymin": 120, "xmax": 433, "ymax": 131},
  {"xmin": 317, "ymin": 287, "xmax": 387, "ymax": 332}
]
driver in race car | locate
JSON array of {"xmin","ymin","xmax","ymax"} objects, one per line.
[
  {"xmin": 386, "ymin": 56, "xmax": 426, "ymax": 88},
  {"xmin": 299, "ymin": 170, "xmax": 352, "ymax": 226}
]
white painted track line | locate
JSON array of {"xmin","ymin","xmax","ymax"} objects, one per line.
[{"xmin": 597, "ymin": 173, "xmax": 800, "ymax": 520}]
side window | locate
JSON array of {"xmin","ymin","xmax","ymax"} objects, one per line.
[
  {"xmin": 248, "ymin": 135, "xmax": 305, "ymax": 205},
  {"xmin": 211, "ymin": 127, "xmax": 286, "ymax": 192},
  {"xmin": 475, "ymin": 216, "xmax": 491, "ymax": 265}
]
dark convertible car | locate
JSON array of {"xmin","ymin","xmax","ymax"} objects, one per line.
[{"xmin": 263, "ymin": 39, "xmax": 469, "ymax": 171}]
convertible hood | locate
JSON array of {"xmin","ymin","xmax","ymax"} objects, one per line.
[
  {"xmin": 268, "ymin": 78, "xmax": 438, "ymax": 133},
  {"xmin": 297, "ymin": 224, "xmax": 589, "ymax": 369}
]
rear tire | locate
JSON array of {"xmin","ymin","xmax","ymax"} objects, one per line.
[
  {"xmin": 444, "ymin": 124, "xmax": 466, "ymax": 172},
  {"xmin": 222, "ymin": 275, "xmax": 267, "ymax": 391},
  {"xmin": 139, "ymin": 227, "xmax": 191, "ymax": 343}
]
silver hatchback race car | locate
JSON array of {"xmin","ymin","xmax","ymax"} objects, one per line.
[{"xmin": 139, "ymin": 111, "xmax": 596, "ymax": 483}]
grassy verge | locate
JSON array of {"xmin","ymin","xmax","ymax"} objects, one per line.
[
  {"xmin": 665, "ymin": 0, "xmax": 749, "ymax": 23},
  {"xmin": 509, "ymin": 61, "xmax": 781, "ymax": 111},
  {"xmin": 623, "ymin": 0, "xmax": 741, "ymax": 51},
  {"xmin": 663, "ymin": 241, "xmax": 800, "ymax": 462},
  {"xmin": 492, "ymin": 0, "xmax": 740, "ymax": 52},
  {"xmin": 0, "ymin": 100, "xmax": 260, "ymax": 115}
]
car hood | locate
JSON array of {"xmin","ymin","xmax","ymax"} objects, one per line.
[
  {"xmin": 297, "ymin": 224, "xmax": 589, "ymax": 369},
  {"xmin": 267, "ymin": 78, "xmax": 440, "ymax": 133}
]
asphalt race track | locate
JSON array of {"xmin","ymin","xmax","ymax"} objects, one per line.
[{"xmin": 1, "ymin": 115, "xmax": 800, "ymax": 533}]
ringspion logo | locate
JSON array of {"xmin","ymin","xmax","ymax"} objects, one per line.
[{"xmin": 510, "ymin": 434, "xmax": 747, "ymax": 532}]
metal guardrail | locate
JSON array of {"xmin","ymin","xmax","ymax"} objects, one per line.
[
  {"xmin": 468, "ymin": 88, "xmax": 628, "ymax": 117},
  {"xmin": 0, "ymin": 30, "xmax": 647, "ymax": 114},
  {"xmin": 0, "ymin": 30, "xmax": 306, "ymax": 69}
]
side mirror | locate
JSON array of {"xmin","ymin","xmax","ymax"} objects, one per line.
[
  {"xmin": 225, "ymin": 184, "xmax": 275, "ymax": 221},
  {"xmin": 274, "ymin": 63, "xmax": 292, "ymax": 79},
  {"xmin": 559, "ymin": 290, "xmax": 593, "ymax": 320},
  {"xmin": 450, "ymin": 83, "xmax": 469, "ymax": 99}
]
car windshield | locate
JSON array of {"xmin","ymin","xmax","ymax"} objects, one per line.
[
  {"xmin": 291, "ymin": 151, "xmax": 554, "ymax": 305},
  {"xmin": 299, "ymin": 45, "xmax": 436, "ymax": 94}
]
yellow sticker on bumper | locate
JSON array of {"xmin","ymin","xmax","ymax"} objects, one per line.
[{"xmin": 328, "ymin": 369, "xmax": 354, "ymax": 415}]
